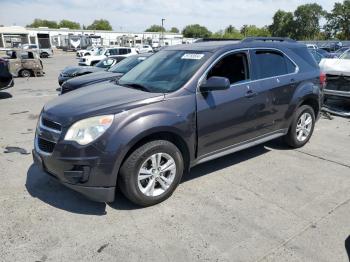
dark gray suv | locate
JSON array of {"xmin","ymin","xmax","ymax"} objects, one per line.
[{"xmin": 33, "ymin": 38, "xmax": 324, "ymax": 206}]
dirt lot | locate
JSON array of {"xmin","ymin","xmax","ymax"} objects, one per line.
[{"xmin": 0, "ymin": 53, "xmax": 349, "ymax": 262}]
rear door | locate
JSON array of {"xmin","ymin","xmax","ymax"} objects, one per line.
[{"xmin": 250, "ymin": 49, "xmax": 298, "ymax": 132}]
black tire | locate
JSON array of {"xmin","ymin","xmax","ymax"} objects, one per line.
[
  {"xmin": 85, "ymin": 53, "xmax": 90, "ymax": 56},
  {"xmin": 119, "ymin": 140, "xmax": 184, "ymax": 207},
  {"xmin": 284, "ymin": 105, "xmax": 315, "ymax": 148},
  {"xmin": 20, "ymin": 69, "xmax": 31, "ymax": 78},
  {"xmin": 40, "ymin": 52, "xmax": 49, "ymax": 58},
  {"xmin": 90, "ymin": 61, "xmax": 98, "ymax": 66}
]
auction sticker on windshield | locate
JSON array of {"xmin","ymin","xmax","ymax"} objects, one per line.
[{"xmin": 181, "ymin": 53, "xmax": 205, "ymax": 60}]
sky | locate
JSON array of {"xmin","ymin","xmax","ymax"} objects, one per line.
[{"xmin": 0, "ymin": 0, "xmax": 339, "ymax": 32}]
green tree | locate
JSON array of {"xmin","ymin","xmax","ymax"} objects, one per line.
[
  {"xmin": 293, "ymin": 3, "xmax": 325, "ymax": 40},
  {"xmin": 58, "ymin": 19, "xmax": 80, "ymax": 29},
  {"xmin": 26, "ymin": 19, "xmax": 58, "ymax": 29},
  {"xmin": 269, "ymin": 10, "xmax": 295, "ymax": 37},
  {"xmin": 169, "ymin": 27, "xmax": 179, "ymax": 33},
  {"xmin": 325, "ymin": 0, "xmax": 350, "ymax": 40},
  {"xmin": 240, "ymin": 25, "xmax": 271, "ymax": 37},
  {"xmin": 145, "ymin": 25, "xmax": 165, "ymax": 32},
  {"xmin": 182, "ymin": 24, "xmax": 211, "ymax": 38},
  {"xmin": 86, "ymin": 19, "xmax": 112, "ymax": 31}
]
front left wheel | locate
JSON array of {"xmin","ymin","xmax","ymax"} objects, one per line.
[{"xmin": 118, "ymin": 140, "xmax": 184, "ymax": 207}]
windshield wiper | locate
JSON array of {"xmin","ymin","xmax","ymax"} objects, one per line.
[{"xmin": 121, "ymin": 82, "xmax": 150, "ymax": 92}]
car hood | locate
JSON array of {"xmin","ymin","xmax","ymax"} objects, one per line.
[
  {"xmin": 62, "ymin": 66, "xmax": 104, "ymax": 76},
  {"xmin": 43, "ymin": 81, "xmax": 164, "ymax": 127},
  {"xmin": 63, "ymin": 71, "xmax": 123, "ymax": 89}
]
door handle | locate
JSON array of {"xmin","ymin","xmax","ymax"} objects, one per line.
[{"xmin": 245, "ymin": 89, "xmax": 257, "ymax": 98}]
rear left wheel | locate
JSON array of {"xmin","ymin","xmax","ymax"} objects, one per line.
[
  {"xmin": 284, "ymin": 105, "xmax": 315, "ymax": 148},
  {"xmin": 119, "ymin": 140, "xmax": 184, "ymax": 206}
]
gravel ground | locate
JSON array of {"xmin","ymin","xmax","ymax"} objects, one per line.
[{"xmin": 0, "ymin": 53, "xmax": 349, "ymax": 262}]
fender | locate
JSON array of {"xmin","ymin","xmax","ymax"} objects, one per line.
[
  {"xmin": 284, "ymin": 79, "xmax": 321, "ymax": 127},
  {"xmin": 106, "ymin": 93, "xmax": 197, "ymax": 180}
]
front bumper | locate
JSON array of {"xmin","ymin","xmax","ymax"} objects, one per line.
[
  {"xmin": 32, "ymin": 115, "xmax": 118, "ymax": 202},
  {"xmin": 32, "ymin": 147, "xmax": 116, "ymax": 203},
  {"xmin": 0, "ymin": 78, "xmax": 14, "ymax": 91}
]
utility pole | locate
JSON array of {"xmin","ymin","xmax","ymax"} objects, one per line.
[{"xmin": 161, "ymin": 18, "xmax": 165, "ymax": 46}]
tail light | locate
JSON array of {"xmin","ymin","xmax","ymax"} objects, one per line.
[{"xmin": 320, "ymin": 72, "xmax": 327, "ymax": 89}]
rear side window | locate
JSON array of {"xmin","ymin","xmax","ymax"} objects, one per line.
[
  {"xmin": 254, "ymin": 50, "xmax": 296, "ymax": 79},
  {"xmin": 119, "ymin": 49, "xmax": 128, "ymax": 55}
]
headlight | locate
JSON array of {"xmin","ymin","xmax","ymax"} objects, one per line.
[{"xmin": 64, "ymin": 115, "xmax": 114, "ymax": 145}]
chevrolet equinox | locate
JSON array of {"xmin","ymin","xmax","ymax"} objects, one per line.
[{"xmin": 33, "ymin": 38, "xmax": 324, "ymax": 206}]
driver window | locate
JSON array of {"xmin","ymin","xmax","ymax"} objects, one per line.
[{"xmin": 207, "ymin": 52, "xmax": 249, "ymax": 85}]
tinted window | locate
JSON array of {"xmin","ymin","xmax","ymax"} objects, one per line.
[
  {"xmin": 119, "ymin": 49, "xmax": 128, "ymax": 55},
  {"xmin": 108, "ymin": 56, "xmax": 147, "ymax": 74},
  {"xmin": 207, "ymin": 52, "xmax": 249, "ymax": 84},
  {"xmin": 255, "ymin": 50, "xmax": 293, "ymax": 78},
  {"xmin": 108, "ymin": 49, "xmax": 118, "ymax": 55}
]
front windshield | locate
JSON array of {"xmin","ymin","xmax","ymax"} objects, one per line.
[
  {"xmin": 108, "ymin": 55, "xmax": 148, "ymax": 74},
  {"xmin": 340, "ymin": 50, "xmax": 350, "ymax": 60},
  {"xmin": 118, "ymin": 50, "xmax": 210, "ymax": 93},
  {"xmin": 336, "ymin": 47, "xmax": 348, "ymax": 54}
]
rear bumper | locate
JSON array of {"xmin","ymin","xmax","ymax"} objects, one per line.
[{"xmin": 324, "ymin": 89, "xmax": 350, "ymax": 98}]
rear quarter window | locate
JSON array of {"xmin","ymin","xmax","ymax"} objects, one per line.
[
  {"xmin": 254, "ymin": 50, "xmax": 296, "ymax": 79},
  {"xmin": 292, "ymin": 47, "xmax": 319, "ymax": 69}
]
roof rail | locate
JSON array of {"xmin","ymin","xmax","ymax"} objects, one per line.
[
  {"xmin": 194, "ymin": 38, "xmax": 241, "ymax": 43},
  {"xmin": 241, "ymin": 37, "xmax": 297, "ymax": 43}
]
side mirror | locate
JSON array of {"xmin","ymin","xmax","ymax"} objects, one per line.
[{"xmin": 200, "ymin": 76, "xmax": 230, "ymax": 92}]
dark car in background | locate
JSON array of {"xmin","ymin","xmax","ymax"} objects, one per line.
[
  {"xmin": 58, "ymin": 56, "xmax": 126, "ymax": 85},
  {"xmin": 34, "ymin": 37, "xmax": 323, "ymax": 206},
  {"xmin": 60, "ymin": 53, "xmax": 152, "ymax": 94},
  {"xmin": 0, "ymin": 58, "xmax": 14, "ymax": 91}
]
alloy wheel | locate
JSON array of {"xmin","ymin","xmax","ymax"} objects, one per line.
[
  {"xmin": 137, "ymin": 152, "xmax": 176, "ymax": 197},
  {"xmin": 296, "ymin": 112, "xmax": 313, "ymax": 142}
]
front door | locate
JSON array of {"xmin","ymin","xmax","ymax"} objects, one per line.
[{"xmin": 196, "ymin": 51, "xmax": 270, "ymax": 157}]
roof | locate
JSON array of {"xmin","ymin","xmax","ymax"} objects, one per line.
[{"xmin": 166, "ymin": 39, "xmax": 305, "ymax": 52}]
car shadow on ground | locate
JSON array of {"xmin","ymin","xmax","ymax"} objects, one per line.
[
  {"xmin": 183, "ymin": 143, "xmax": 271, "ymax": 183},
  {"xmin": 0, "ymin": 92, "xmax": 12, "ymax": 100},
  {"xmin": 26, "ymin": 140, "xmax": 290, "ymax": 213},
  {"xmin": 26, "ymin": 164, "xmax": 107, "ymax": 215},
  {"xmin": 345, "ymin": 235, "xmax": 350, "ymax": 261}
]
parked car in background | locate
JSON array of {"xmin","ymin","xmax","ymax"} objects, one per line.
[
  {"xmin": 306, "ymin": 44, "xmax": 318, "ymax": 50},
  {"xmin": 58, "ymin": 56, "xmax": 126, "ymax": 85},
  {"xmin": 22, "ymin": 44, "xmax": 53, "ymax": 58},
  {"xmin": 34, "ymin": 37, "xmax": 323, "ymax": 206},
  {"xmin": 79, "ymin": 47, "xmax": 138, "ymax": 66},
  {"xmin": 61, "ymin": 53, "xmax": 151, "ymax": 94},
  {"xmin": 309, "ymin": 49, "xmax": 325, "ymax": 64},
  {"xmin": 332, "ymin": 47, "xmax": 350, "ymax": 58},
  {"xmin": 320, "ymin": 51, "xmax": 350, "ymax": 100},
  {"xmin": 5, "ymin": 49, "xmax": 44, "ymax": 77},
  {"xmin": 136, "ymin": 45, "xmax": 153, "ymax": 53},
  {"xmin": 76, "ymin": 46, "xmax": 103, "ymax": 57},
  {"xmin": 316, "ymin": 48, "xmax": 337, "ymax": 58},
  {"xmin": 0, "ymin": 58, "xmax": 14, "ymax": 91}
]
